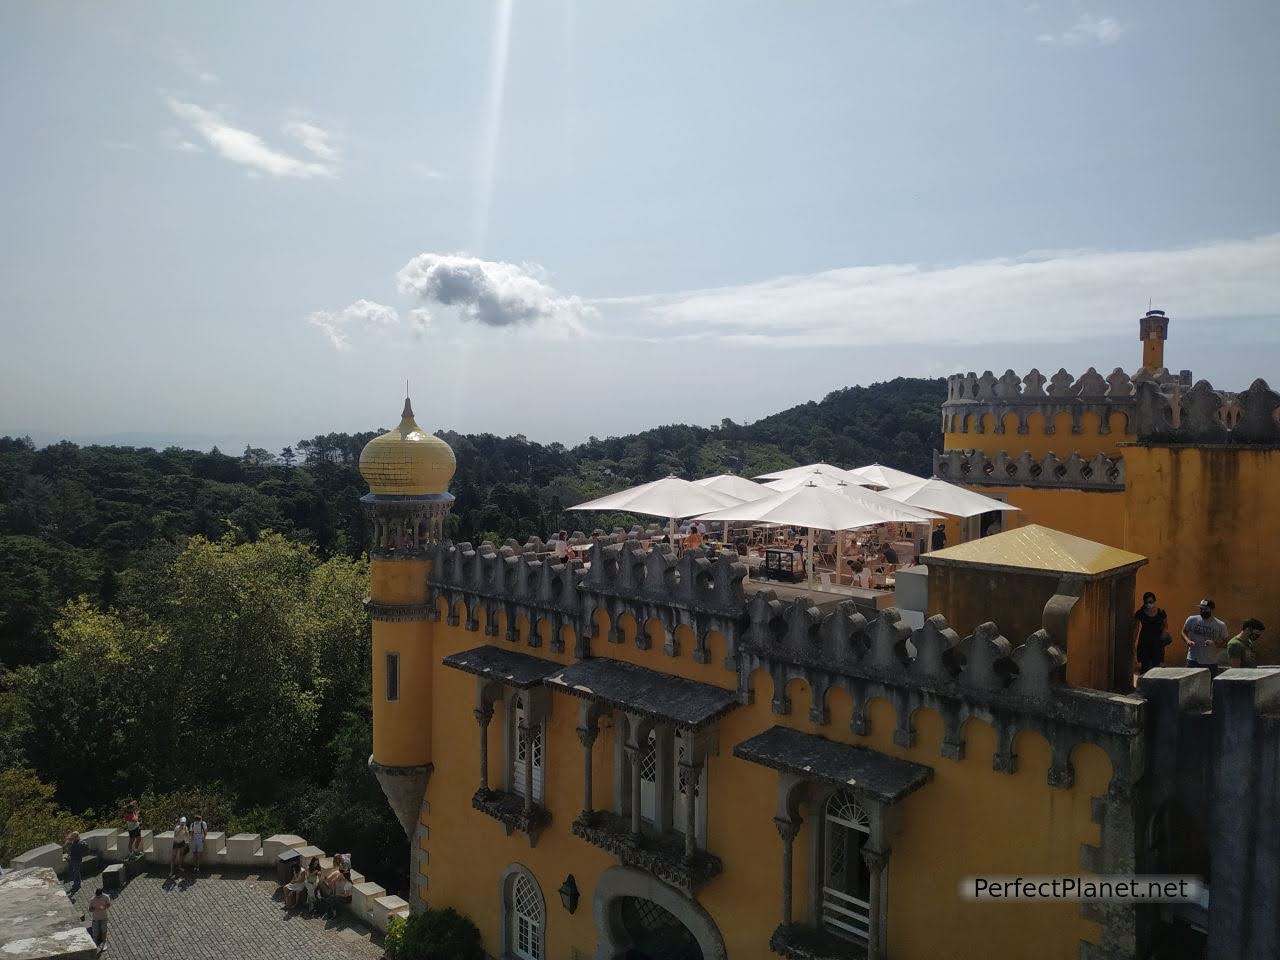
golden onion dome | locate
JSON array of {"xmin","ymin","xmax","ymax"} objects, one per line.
[{"xmin": 359, "ymin": 398, "xmax": 456, "ymax": 496}]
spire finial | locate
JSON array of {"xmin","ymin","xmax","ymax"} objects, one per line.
[{"xmin": 402, "ymin": 391, "xmax": 414, "ymax": 419}]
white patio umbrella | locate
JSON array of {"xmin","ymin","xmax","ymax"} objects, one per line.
[
  {"xmin": 846, "ymin": 463, "xmax": 928, "ymax": 490},
  {"xmin": 569, "ymin": 476, "xmax": 745, "ymax": 539},
  {"xmin": 762, "ymin": 473, "xmax": 853, "ymax": 492},
  {"xmin": 693, "ymin": 474, "xmax": 770, "ymax": 500},
  {"xmin": 695, "ymin": 482, "xmax": 929, "ymax": 587},
  {"xmin": 880, "ymin": 476, "xmax": 1021, "ymax": 524},
  {"xmin": 694, "ymin": 474, "xmax": 770, "ymax": 543},
  {"xmin": 754, "ymin": 463, "xmax": 869, "ymax": 485}
]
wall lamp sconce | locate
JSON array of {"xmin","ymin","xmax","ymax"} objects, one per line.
[{"xmin": 558, "ymin": 874, "xmax": 580, "ymax": 914}]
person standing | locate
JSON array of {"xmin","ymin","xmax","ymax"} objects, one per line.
[
  {"xmin": 552, "ymin": 531, "xmax": 570, "ymax": 561},
  {"xmin": 122, "ymin": 801, "xmax": 142, "ymax": 858},
  {"xmin": 1226, "ymin": 618, "xmax": 1265, "ymax": 669},
  {"xmin": 63, "ymin": 831, "xmax": 89, "ymax": 891},
  {"xmin": 170, "ymin": 817, "xmax": 191, "ymax": 878},
  {"xmin": 189, "ymin": 813, "xmax": 208, "ymax": 873},
  {"xmin": 931, "ymin": 523, "xmax": 947, "ymax": 551},
  {"xmin": 1133, "ymin": 592, "xmax": 1170, "ymax": 674},
  {"xmin": 1182, "ymin": 598, "xmax": 1228, "ymax": 675},
  {"xmin": 87, "ymin": 887, "xmax": 112, "ymax": 952}
]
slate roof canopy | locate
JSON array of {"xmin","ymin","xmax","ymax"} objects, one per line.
[
  {"xmin": 441, "ymin": 645, "xmax": 563, "ymax": 688},
  {"xmin": 545, "ymin": 658, "xmax": 739, "ymax": 729},
  {"xmin": 734, "ymin": 725, "xmax": 933, "ymax": 804}
]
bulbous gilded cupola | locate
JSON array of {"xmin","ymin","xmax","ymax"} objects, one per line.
[{"xmin": 359, "ymin": 397, "xmax": 456, "ymax": 496}]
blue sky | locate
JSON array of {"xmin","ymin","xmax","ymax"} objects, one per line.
[{"xmin": 1, "ymin": 1, "xmax": 1277, "ymax": 449}]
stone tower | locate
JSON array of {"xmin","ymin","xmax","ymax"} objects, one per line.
[
  {"xmin": 1139, "ymin": 308, "xmax": 1169, "ymax": 372},
  {"xmin": 358, "ymin": 397, "xmax": 456, "ymax": 838}
]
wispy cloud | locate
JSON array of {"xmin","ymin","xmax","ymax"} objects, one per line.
[
  {"xmin": 596, "ymin": 235, "xmax": 1280, "ymax": 348},
  {"xmin": 163, "ymin": 97, "xmax": 339, "ymax": 179},
  {"xmin": 161, "ymin": 126, "xmax": 202, "ymax": 153},
  {"xmin": 307, "ymin": 300, "xmax": 402, "ymax": 351},
  {"xmin": 410, "ymin": 162, "xmax": 447, "ymax": 181},
  {"xmin": 102, "ymin": 140, "xmax": 137, "ymax": 151},
  {"xmin": 1038, "ymin": 14, "xmax": 1124, "ymax": 46},
  {"xmin": 282, "ymin": 119, "xmax": 342, "ymax": 164},
  {"xmin": 396, "ymin": 253, "xmax": 595, "ymax": 336}
]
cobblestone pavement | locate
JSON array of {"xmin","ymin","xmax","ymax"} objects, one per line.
[{"xmin": 64, "ymin": 871, "xmax": 384, "ymax": 960}]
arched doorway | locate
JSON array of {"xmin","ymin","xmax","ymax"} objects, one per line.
[
  {"xmin": 592, "ymin": 866, "xmax": 726, "ymax": 960},
  {"xmin": 617, "ymin": 896, "xmax": 702, "ymax": 960}
]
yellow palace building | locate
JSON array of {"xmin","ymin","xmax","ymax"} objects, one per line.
[{"xmin": 357, "ymin": 330, "xmax": 1280, "ymax": 959}]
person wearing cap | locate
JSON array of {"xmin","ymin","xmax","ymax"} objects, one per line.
[
  {"xmin": 170, "ymin": 817, "xmax": 191, "ymax": 878},
  {"xmin": 1182, "ymin": 598, "xmax": 1228, "ymax": 675},
  {"xmin": 1226, "ymin": 618, "xmax": 1265, "ymax": 669}
]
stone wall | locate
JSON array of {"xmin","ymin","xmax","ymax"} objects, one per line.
[
  {"xmin": 1133, "ymin": 377, "xmax": 1280, "ymax": 445},
  {"xmin": 5, "ymin": 829, "xmax": 409, "ymax": 935}
]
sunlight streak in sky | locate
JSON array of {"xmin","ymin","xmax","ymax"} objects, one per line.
[{"xmin": 471, "ymin": 0, "xmax": 515, "ymax": 254}]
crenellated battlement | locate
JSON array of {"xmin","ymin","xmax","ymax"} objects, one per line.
[
  {"xmin": 416, "ymin": 537, "xmax": 1144, "ymax": 792},
  {"xmin": 933, "ymin": 449, "xmax": 1125, "ymax": 491},
  {"xmin": 941, "ymin": 366, "xmax": 1154, "ymax": 440},
  {"xmin": 945, "ymin": 366, "xmax": 1142, "ymax": 405},
  {"xmin": 1133, "ymin": 378, "xmax": 1280, "ymax": 445}
]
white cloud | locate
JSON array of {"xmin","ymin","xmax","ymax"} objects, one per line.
[
  {"xmin": 595, "ymin": 235, "xmax": 1280, "ymax": 348},
  {"xmin": 307, "ymin": 299, "xmax": 400, "ymax": 351},
  {"xmin": 161, "ymin": 127, "xmax": 202, "ymax": 153},
  {"xmin": 1038, "ymin": 14, "xmax": 1124, "ymax": 46},
  {"xmin": 410, "ymin": 163, "xmax": 447, "ymax": 181},
  {"xmin": 164, "ymin": 97, "xmax": 339, "ymax": 179},
  {"xmin": 198, "ymin": 71, "xmax": 220, "ymax": 85},
  {"xmin": 282, "ymin": 119, "xmax": 342, "ymax": 164},
  {"xmin": 102, "ymin": 140, "xmax": 137, "ymax": 151},
  {"xmin": 396, "ymin": 253, "xmax": 595, "ymax": 336}
]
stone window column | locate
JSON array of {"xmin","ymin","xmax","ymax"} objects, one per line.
[
  {"xmin": 680, "ymin": 755, "xmax": 703, "ymax": 860},
  {"xmin": 861, "ymin": 845, "xmax": 890, "ymax": 960},
  {"xmin": 474, "ymin": 679, "xmax": 503, "ymax": 796},
  {"xmin": 773, "ymin": 815, "xmax": 801, "ymax": 927},
  {"xmin": 576, "ymin": 701, "xmax": 605, "ymax": 820}
]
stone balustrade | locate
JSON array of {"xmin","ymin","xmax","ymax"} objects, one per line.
[
  {"xmin": 5, "ymin": 828, "xmax": 408, "ymax": 934},
  {"xmin": 933, "ymin": 448, "xmax": 1125, "ymax": 491}
]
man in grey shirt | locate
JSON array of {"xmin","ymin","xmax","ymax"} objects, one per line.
[{"xmin": 1182, "ymin": 598, "xmax": 1228, "ymax": 675}]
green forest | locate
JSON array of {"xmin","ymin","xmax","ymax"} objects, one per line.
[{"xmin": 0, "ymin": 376, "xmax": 944, "ymax": 892}]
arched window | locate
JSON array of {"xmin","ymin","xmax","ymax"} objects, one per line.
[
  {"xmin": 512, "ymin": 872, "xmax": 544, "ymax": 960},
  {"xmin": 511, "ymin": 695, "xmax": 544, "ymax": 803},
  {"xmin": 822, "ymin": 790, "xmax": 871, "ymax": 943},
  {"xmin": 502, "ymin": 866, "xmax": 545, "ymax": 960}
]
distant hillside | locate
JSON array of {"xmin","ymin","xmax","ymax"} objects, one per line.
[{"xmin": 0, "ymin": 377, "xmax": 944, "ymax": 666}]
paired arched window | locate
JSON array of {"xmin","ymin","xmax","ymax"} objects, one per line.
[{"xmin": 510, "ymin": 695, "xmax": 545, "ymax": 803}]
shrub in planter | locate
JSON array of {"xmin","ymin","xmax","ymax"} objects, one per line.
[{"xmin": 385, "ymin": 907, "xmax": 483, "ymax": 960}]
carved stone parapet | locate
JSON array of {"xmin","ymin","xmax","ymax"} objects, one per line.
[
  {"xmin": 571, "ymin": 811, "xmax": 722, "ymax": 894},
  {"xmin": 933, "ymin": 449, "xmax": 1125, "ymax": 491},
  {"xmin": 471, "ymin": 788, "xmax": 551, "ymax": 846},
  {"xmin": 1133, "ymin": 378, "xmax": 1280, "ymax": 445},
  {"xmin": 365, "ymin": 600, "xmax": 437, "ymax": 622}
]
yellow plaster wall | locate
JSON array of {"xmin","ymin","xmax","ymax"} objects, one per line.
[
  {"xmin": 1123, "ymin": 445, "xmax": 1280, "ymax": 664},
  {"xmin": 965, "ymin": 486, "xmax": 1126, "ymax": 549},
  {"xmin": 370, "ymin": 558, "xmax": 433, "ymax": 767},
  {"xmin": 945, "ymin": 411, "xmax": 1132, "ymax": 461},
  {"xmin": 414, "ymin": 608, "xmax": 1111, "ymax": 960}
]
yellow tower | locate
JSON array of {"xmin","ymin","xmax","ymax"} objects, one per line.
[
  {"xmin": 1139, "ymin": 308, "xmax": 1169, "ymax": 371},
  {"xmin": 359, "ymin": 396, "xmax": 456, "ymax": 838}
]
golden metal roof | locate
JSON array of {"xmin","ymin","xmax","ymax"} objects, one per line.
[
  {"xmin": 923, "ymin": 524, "xmax": 1146, "ymax": 577},
  {"xmin": 358, "ymin": 398, "xmax": 456, "ymax": 496}
]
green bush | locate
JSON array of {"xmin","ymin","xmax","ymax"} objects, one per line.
[
  {"xmin": 388, "ymin": 907, "xmax": 484, "ymax": 960},
  {"xmin": 0, "ymin": 767, "xmax": 82, "ymax": 864}
]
